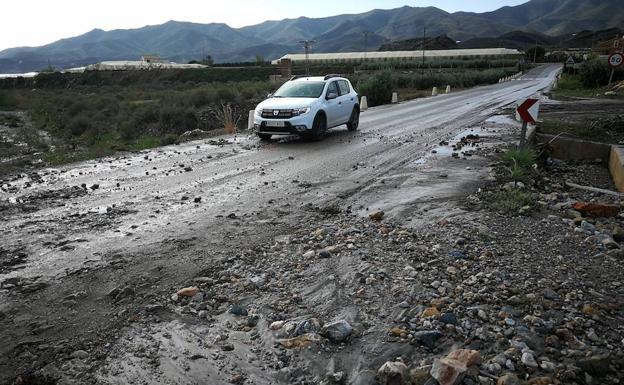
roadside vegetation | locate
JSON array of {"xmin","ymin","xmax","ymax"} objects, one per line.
[
  {"xmin": 0, "ymin": 57, "xmax": 520, "ymax": 167},
  {"xmin": 554, "ymin": 58, "xmax": 624, "ymax": 99},
  {"xmin": 488, "ymin": 148, "xmax": 537, "ymax": 214}
]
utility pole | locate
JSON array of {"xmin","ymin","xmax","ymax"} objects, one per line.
[
  {"xmin": 533, "ymin": 33, "xmax": 538, "ymax": 63},
  {"xmin": 422, "ymin": 26, "xmax": 426, "ymax": 75},
  {"xmin": 363, "ymin": 31, "xmax": 370, "ymax": 62},
  {"xmin": 299, "ymin": 40, "xmax": 315, "ymax": 75}
]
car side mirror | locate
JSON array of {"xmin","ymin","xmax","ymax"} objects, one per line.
[
  {"xmin": 326, "ymin": 92, "xmax": 338, "ymax": 100},
  {"xmin": 267, "ymin": 93, "xmax": 274, "ymax": 98}
]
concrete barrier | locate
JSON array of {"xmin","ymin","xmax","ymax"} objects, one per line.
[
  {"xmin": 248, "ymin": 110, "xmax": 255, "ymax": 130},
  {"xmin": 360, "ymin": 96, "xmax": 368, "ymax": 111},
  {"xmin": 432, "ymin": 87, "xmax": 438, "ymax": 96},
  {"xmin": 445, "ymin": 85, "xmax": 451, "ymax": 94},
  {"xmin": 535, "ymin": 133, "xmax": 611, "ymax": 163},
  {"xmin": 609, "ymin": 146, "xmax": 624, "ymax": 192},
  {"xmin": 392, "ymin": 92, "xmax": 398, "ymax": 104}
]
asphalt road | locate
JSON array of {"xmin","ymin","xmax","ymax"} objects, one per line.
[
  {"xmin": 0, "ymin": 64, "xmax": 561, "ymax": 383},
  {"xmin": 1, "ymin": 64, "xmax": 561, "ymax": 281}
]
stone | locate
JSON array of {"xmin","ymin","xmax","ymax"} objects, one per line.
[
  {"xmin": 369, "ymin": 211, "xmax": 385, "ymax": 221},
  {"xmin": 580, "ymin": 221, "xmax": 596, "ymax": 233},
  {"xmin": 527, "ymin": 377, "xmax": 556, "ymax": 385},
  {"xmin": 497, "ymin": 373, "xmax": 521, "ymax": 385},
  {"xmin": 422, "ymin": 307, "xmax": 441, "ymax": 318},
  {"xmin": 319, "ymin": 249, "xmax": 331, "ymax": 258},
  {"xmin": 71, "ymin": 350, "xmax": 89, "ymax": 359},
  {"xmin": 270, "ymin": 321, "xmax": 285, "ymax": 330},
  {"xmin": 543, "ymin": 288, "xmax": 560, "ymax": 300},
  {"xmin": 278, "ymin": 334, "xmax": 318, "ymax": 349},
  {"xmin": 229, "ymin": 304, "xmax": 248, "ymax": 316},
  {"xmin": 176, "ymin": 286, "xmax": 199, "ymax": 297},
  {"xmin": 577, "ymin": 356, "xmax": 610, "ymax": 377},
  {"xmin": 303, "ymin": 250, "xmax": 316, "ymax": 258},
  {"xmin": 521, "ymin": 352, "xmax": 538, "ymax": 368},
  {"xmin": 573, "ymin": 202, "xmax": 619, "ymax": 218},
  {"xmin": 440, "ymin": 312, "xmax": 458, "ymax": 325},
  {"xmin": 430, "ymin": 351, "xmax": 480, "ymax": 385},
  {"xmin": 321, "ymin": 320, "xmax": 353, "ymax": 342},
  {"xmin": 377, "ymin": 360, "xmax": 408, "ymax": 385},
  {"xmin": 351, "ymin": 370, "xmax": 377, "ymax": 385},
  {"xmin": 409, "ymin": 365, "xmax": 432, "ymax": 385},
  {"xmin": 431, "ymin": 358, "xmax": 466, "ymax": 385},
  {"xmin": 414, "ymin": 330, "xmax": 443, "ymax": 349}
]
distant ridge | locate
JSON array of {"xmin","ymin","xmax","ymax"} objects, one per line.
[{"xmin": 0, "ymin": 0, "xmax": 622, "ymax": 73}]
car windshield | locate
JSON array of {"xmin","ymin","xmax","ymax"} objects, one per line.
[{"xmin": 273, "ymin": 81, "xmax": 325, "ymax": 98}]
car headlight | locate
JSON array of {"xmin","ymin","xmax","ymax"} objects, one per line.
[
  {"xmin": 292, "ymin": 107, "xmax": 311, "ymax": 116},
  {"xmin": 254, "ymin": 107, "xmax": 263, "ymax": 116}
]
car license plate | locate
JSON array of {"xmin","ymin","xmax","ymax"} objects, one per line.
[{"xmin": 266, "ymin": 120, "xmax": 285, "ymax": 127}]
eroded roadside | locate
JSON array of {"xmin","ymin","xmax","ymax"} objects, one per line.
[{"xmin": 2, "ymin": 102, "xmax": 622, "ymax": 385}]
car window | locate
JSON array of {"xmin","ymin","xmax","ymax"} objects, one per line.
[
  {"xmin": 274, "ymin": 81, "xmax": 326, "ymax": 98},
  {"xmin": 338, "ymin": 80, "xmax": 350, "ymax": 95},
  {"xmin": 326, "ymin": 82, "xmax": 339, "ymax": 97}
]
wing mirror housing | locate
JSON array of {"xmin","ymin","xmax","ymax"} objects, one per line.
[{"xmin": 326, "ymin": 92, "xmax": 338, "ymax": 100}]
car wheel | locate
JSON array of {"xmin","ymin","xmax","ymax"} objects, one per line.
[
  {"xmin": 257, "ymin": 133, "xmax": 272, "ymax": 141},
  {"xmin": 347, "ymin": 107, "xmax": 360, "ymax": 131},
  {"xmin": 307, "ymin": 114, "xmax": 326, "ymax": 141}
]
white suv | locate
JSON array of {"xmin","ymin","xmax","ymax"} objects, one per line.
[{"xmin": 254, "ymin": 75, "xmax": 360, "ymax": 140}]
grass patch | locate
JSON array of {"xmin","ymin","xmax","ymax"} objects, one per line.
[
  {"xmin": 554, "ymin": 73, "xmax": 624, "ymax": 99},
  {"xmin": 501, "ymin": 148, "xmax": 536, "ymax": 182},
  {"xmin": 491, "ymin": 188, "xmax": 534, "ymax": 213}
]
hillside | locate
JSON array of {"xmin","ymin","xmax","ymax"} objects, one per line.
[{"xmin": 0, "ymin": 0, "xmax": 622, "ymax": 73}]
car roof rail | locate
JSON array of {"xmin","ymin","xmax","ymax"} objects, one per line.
[
  {"xmin": 290, "ymin": 75, "xmax": 309, "ymax": 81},
  {"xmin": 324, "ymin": 74, "xmax": 342, "ymax": 80}
]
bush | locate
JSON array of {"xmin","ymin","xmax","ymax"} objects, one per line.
[
  {"xmin": 579, "ymin": 58, "xmax": 623, "ymax": 88},
  {"xmin": 491, "ymin": 189, "xmax": 534, "ymax": 213},
  {"xmin": 356, "ymin": 72, "xmax": 393, "ymax": 106}
]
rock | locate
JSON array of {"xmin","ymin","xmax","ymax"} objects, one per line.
[
  {"xmin": 440, "ymin": 312, "xmax": 458, "ymax": 325},
  {"xmin": 351, "ymin": 370, "xmax": 377, "ymax": 385},
  {"xmin": 543, "ymin": 288, "xmax": 560, "ymax": 300},
  {"xmin": 89, "ymin": 184, "xmax": 99, "ymax": 190},
  {"xmin": 319, "ymin": 249, "xmax": 331, "ymax": 258},
  {"xmin": 321, "ymin": 320, "xmax": 353, "ymax": 342},
  {"xmin": 377, "ymin": 360, "xmax": 408, "ymax": 385},
  {"xmin": 270, "ymin": 321, "xmax": 285, "ymax": 330},
  {"xmin": 497, "ymin": 373, "xmax": 521, "ymax": 385},
  {"xmin": 431, "ymin": 358, "xmax": 466, "ymax": 385},
  {"xmin": 278, "ymin": 334, "xmax": 318, "ymax": 349},
  {"xmin": 303, "ymin": 250, "xmax": 316, "ymax": 258},
  {"xmin": 527, "ymin": 377, "xmax": 555, "ymax": 385},
  {"xmin": 612, "ymin": 227, "xmax": 624, "ymax": 243},
  {"xmin": 447, "ymin": 349, "xmax": 482, "ymax": 367},
  {"xmin": 573, "ymin": 202, "xmax": 619, "ymax": 218},
  {"xmin": 409, "ymin": 366, "xmax": 432, "ymax": 385},
  {"xmin": 521, "ymin": 352, "xmax": 538, "ymax": 368},
  {"xmin": 229, "ymin": 304, "xmax": 248, "ymax": 316},
  {"xmin": 194, "ymin": 197, "xmax": 202, "ymax": 203},
  {"xmin": 369, "ymin": 211, "xmax": 385, "ymax": 221},
  {"xmin": 580, "ymin": 221, "xmax": 596, "ymax": 233},
  {"xmin": 422, "ymin": 307, "xmax": 441, "ymax": 318},
  {"xmin": 176, "ymin": 286, "xmax": 199, "ymax": 297},
  {"xmin": 71, "ymin": 350, "xmax": 89, "ymax": 359},
  {"xmin": 577, "ymin": 356, "xmax": 610, "ymax": 377},
  {"xmin": 414, "ymin": 330, "xmax": 443, "ymax": 349}
]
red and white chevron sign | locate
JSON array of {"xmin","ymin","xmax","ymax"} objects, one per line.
[{"xmin": 516, "ymin": 98, "xmax": 540, "ymax": 124}]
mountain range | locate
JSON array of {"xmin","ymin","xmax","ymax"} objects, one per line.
[{"xmin": 0, "ymin": 0, "xmax": 622, "ymax": 73}]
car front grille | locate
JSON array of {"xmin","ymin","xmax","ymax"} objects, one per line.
[{"xmin": 261, "ymin": 109, "xmax": 293, "ymax": 119}]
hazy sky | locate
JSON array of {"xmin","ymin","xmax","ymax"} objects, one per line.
[{"xmin": 0, "ymin": 0, "xmax": 527, "ymax": 51}]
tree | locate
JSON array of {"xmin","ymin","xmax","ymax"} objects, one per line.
[{"xmin": 201, "ymin": 55, "xmax": 214, "ymax": 66}]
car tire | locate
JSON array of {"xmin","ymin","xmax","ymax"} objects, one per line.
[
  {"xmin": 307, "ymin": 114, "xmax": 326, "ymax": 141},
  {"xmin": 257, "ymin": 133, "xmax": 272, "ymax": 141},
  {"xmin": 347, "ymin": 107, "xmax": 360, "ymax": 131}
]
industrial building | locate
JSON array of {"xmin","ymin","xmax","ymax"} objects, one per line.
[{"xmin": 271, "ymin": 48, "xmax": 522, "ymax": 65}]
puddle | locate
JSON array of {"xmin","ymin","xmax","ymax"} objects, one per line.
[{"xmin": 415, "ymin": 126, "xmax": 487, "ymax": 166}]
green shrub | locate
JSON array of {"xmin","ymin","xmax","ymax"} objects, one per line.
[
  {"xmin": 491, "ymin": 189, "xmax": 534, "ymax": 213},
  {"xmin": 503, "ymin": 148, "xmax": 536, "ymax": 170},
  {"xmin": 356, "ymin": 72, "xmax": 393, "ymax": 106},
  {"xmin": 579, "ymin": 58, "xmax": 623, "ymax": 87}
]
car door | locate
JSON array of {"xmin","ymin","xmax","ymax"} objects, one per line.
[
  {"xmin": 324, "ymin": 81, "xmax": 341, "ymax": 127},
  {"xmin": 337, "ymin": 80, "xmax": 355, "ymax": 123}
]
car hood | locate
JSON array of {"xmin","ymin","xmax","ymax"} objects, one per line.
[{"xmin": 257, "ymin": 98, "xmax": 315, "ymax": 110}]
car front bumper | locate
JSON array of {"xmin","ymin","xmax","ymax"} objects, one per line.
[{"xmin": 254, "ymin": 115, "xmax": 313, "ymax": 135}]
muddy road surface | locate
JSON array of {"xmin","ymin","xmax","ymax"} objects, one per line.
[{"xmin": 1, "ymin": 65, "xmax": 562, "ymax": 384}]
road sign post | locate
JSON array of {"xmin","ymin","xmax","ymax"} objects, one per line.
[
  {"xmin": 608, "ymin": 53, "xmax": 624, "ymax": 86},
  {"xmin": 516, "ymin": 98, "xmax": 540, "ymax": 148}
]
